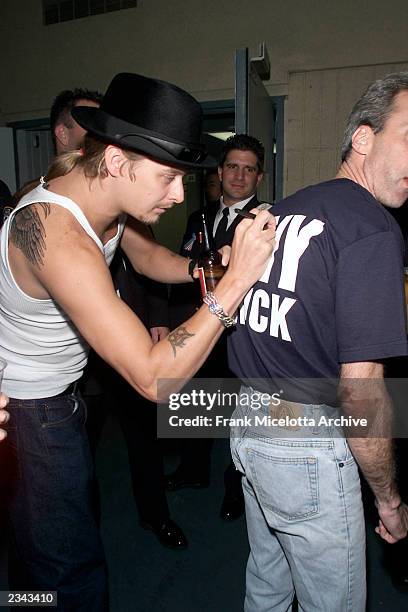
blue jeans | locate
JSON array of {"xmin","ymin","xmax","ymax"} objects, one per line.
[
  {"xmin": 230, "ymin": 387, "xmax": 366, "ymax": 612},
  {"xmin": 5, "ymin": 389, "xmax": 108, "ymax": 611}
]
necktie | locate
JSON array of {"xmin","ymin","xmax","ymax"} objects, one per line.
[{"xmin": 214, "ymin": 207, "xmax": 229, "ymax": 249}]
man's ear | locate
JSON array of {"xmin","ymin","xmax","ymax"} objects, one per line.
[
  {"xmin": 104, "ymin": 145, "xmax": 126, "ymax": 177},
  {"xmin": 54, "ymin": 123, "xmax": 68, "ymax": 149},
  {"xmin": 256, "ymin": 171, "xmax": 264, "ymax": 187},
  {"xmin": 217, "ymin": 165, "xmax": 223, "ymax": 183},
  {"xmin": 351, "ymin": 125, "xmax": 374, "ymax": 155}
]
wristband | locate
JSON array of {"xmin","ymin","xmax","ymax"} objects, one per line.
[{"xmin": 203, "ymin": 292, "xmax": 236, "ymax": 328}]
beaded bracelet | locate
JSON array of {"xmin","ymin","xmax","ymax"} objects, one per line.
[{"xmin": 203, "ymin": 292, "xmax": 236, "ymax": 328}]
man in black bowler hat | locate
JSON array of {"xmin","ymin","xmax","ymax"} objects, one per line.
[
  {"xmin": 0, "ymin": 73, "xmax": 275, "ymax": 609},
  {"xmin": 49, "ymin": 84, "xmax": 188, "ymax": 550}
]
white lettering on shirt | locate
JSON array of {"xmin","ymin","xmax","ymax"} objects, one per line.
[
  {"xmin": 278, "ymin": 216, "xmax": 324, "ymax": 292},
  {"xmin": 239, "ymin": 214, "xmax": 325, "ymax": 341}
]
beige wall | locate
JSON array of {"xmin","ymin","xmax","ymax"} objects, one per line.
[
  {"xmin": 285, "ymin": 62, "xmax": 408, "ymax": 196},
  {"xmin": 1, "ymin": 0, "xmax": 408, "ymax": 122},
  {"xmin": 1, "ymin": 0, "xmax": 408, "ymax": 245}
]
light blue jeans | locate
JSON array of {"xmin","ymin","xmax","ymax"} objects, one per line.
[{"xmin": 230, "ymin": 386, "xmax": 366, "ymax": 612}]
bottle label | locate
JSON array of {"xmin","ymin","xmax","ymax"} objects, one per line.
[{"xmin": 198, "ymin": 267, "xmax": 207, "ymax": 296}]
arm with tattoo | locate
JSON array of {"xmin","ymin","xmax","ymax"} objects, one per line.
[
  {"xmin": 167, "ymin": 326, "xmax": 195, "ymax": 357},
  {"xmin": 9, "ymin": 203, "xmax": 51, "ymax": 268}
]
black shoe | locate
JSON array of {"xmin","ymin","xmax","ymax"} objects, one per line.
[
  {"xmin": 164, "ymin": 469, "xmax": 210, "ymax": 491},
  {"xmin": 140, "ymin": 518, "xmax": 188, "ymax": 550},
  {"xmin": 220, "ymin": 494, "xmax": 245, "ymax": 521}
]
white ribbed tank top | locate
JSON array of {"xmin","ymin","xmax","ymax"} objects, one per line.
[{"xmin": 0, "ymin": 183, "xmax": 126, "ymax": 399}]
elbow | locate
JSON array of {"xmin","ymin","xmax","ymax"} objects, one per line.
[
  {"xmin": 128, "ymin": 372, "xmax": 167, "ymax": 403},
  {"xmin": 133, "ymin": 377, "xmax": 183, "ymax": 404},
  {"xmin": 142, "ymin": 385, "xmax": 159, "ymax": 403},
  {"xmin": 128, "ymin": 376, "xmax": 158, "ymax": 402},
  {"xmin": 126, "ymin": 355, "xmax": 181, "ymax": 403}
]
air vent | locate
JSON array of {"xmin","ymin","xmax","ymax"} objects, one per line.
[{"xmin": 43, "ymin": 0, "xmax": 137, "ymax": 25}]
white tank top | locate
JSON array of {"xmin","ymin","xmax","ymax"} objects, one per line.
[{"xmin": 0, "ymin": 183, "xmax": 126, "ymax": 399}]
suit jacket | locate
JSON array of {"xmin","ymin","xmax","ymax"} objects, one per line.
[
  {"xmin": 82, "ymin": 248, "xmax": 169, "ymax": 395},
  {"xmin": 181, "ymin": 195, "xmax": 259, "ymax": 257},
  {"xmin": 111, "ymin": 249, "xmax": 169, "ymax": 329},
  {"xmin": 169, "ymin": 195, "xmax": 259, "ymax": 328}
]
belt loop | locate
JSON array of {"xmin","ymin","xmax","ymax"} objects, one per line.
[{"xmin": 312, "ymin": 407, "xmax": 320, "ymax": 435}]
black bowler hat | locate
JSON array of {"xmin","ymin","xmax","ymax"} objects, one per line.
[{"xmin": 72, "ymin": 72, "xmax": 215, "ymax": 169}]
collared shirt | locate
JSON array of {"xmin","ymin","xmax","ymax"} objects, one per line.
[{"xmin": 212, "ymin": 195, "xmax": 255, "ymax": 236}]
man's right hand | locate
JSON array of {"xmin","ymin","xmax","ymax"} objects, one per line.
[
  {"xmin": 13, "ymin": 203, "xmax": 276, "ymax": 402},
  {"xmin": 0, "ymin": 393, "xmax": 10, "ymax": 442},
  {"xmin": 376, "ymin": 499, "xmax": 408, "ymax": 543},
  {"xmin": 225, "ymin": 208, "xmax": 276, "ymax": 290}
]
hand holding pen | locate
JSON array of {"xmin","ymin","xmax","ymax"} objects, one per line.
[{"xmin": 234, "ymin": 208, "xmax": 274, "ymax": 231}]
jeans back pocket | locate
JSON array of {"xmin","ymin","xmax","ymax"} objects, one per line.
[{"xmin": 246, "ymin": 446, "xmax": 319, "ymax": 521}]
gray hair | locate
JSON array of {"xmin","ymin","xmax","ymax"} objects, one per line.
[{"xmin": 341, "ymin": 72, "xmax": 408, "ymax": 161}]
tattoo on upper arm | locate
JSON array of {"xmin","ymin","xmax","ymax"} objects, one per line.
[
  {"xmin": 9, "ymin": 203, "xmax": 51, "ymax": 268},
  {"xmin": 167, "ymin": 326, "xmax": 195, "ymax": 357}
]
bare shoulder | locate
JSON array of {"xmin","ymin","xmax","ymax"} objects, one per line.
[
  {"xmin": 10, "ymin": 201, "xmax": 99, "ymax": 269},
  {"xmin": 8, "ymin": 201, "xmax": 105, "ymax": 300},
  {"xmin": 10, "ymin": 202, "xmax": 53, "ymax": 267}
]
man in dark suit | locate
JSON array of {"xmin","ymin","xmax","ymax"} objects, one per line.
[
  {"xmin": 84, "ymin": 249, "xmax": 188, "ymax": 549},
  {"xmin": 203, "ymin": 167, "xmax": 222, "ymax": 204},
  {"xmin": 168, "ymin": 134, "xmax": 265, "ymax": 521}
]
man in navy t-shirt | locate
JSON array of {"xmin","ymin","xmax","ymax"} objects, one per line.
[{"xmin": 229, "ymin": 72, "xmax": 408, "ymax": 611}]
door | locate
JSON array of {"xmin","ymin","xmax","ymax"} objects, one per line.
[
  {"xmin": 0, "ymin": 127, "xmax": 16, "ymax": 193},
  {"xmin": 235, "ymin": 44, "xmax": 275, "ymax": 203},
  {"xmin": 15, "ymin": 125, "xmax": 54, "ymax": 188}
]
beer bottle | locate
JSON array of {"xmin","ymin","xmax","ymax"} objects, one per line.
[{"xmin": 197, "ymin": 212, "xmax": 225, "ymax": 296}]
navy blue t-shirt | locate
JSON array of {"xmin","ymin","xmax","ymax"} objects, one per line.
[{"xmin": 228, "ymin": 179, "xmax": 408, "ymax": 402}]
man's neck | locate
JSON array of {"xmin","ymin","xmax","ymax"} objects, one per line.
[
  {"xmin": 335, "ymin": 160, "xmax": 374, "ymax": 199},
  {"xmin": 47, "ymin": 168, "xmax": 119, "ymax": 238},
  {"xmin": 221, "ymin": 193, "xmax": 255, "ymax": 208}
]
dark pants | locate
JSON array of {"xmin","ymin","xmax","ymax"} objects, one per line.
[
  {"xmin": 4, "ymin": 391, "xmax": 108, "ymax": 611},
  {"xmin": 85, "ymin": 381, "xmax": 169, "ymax": 525},
  {"xmin": 176, "ymin": 438, "xmax": 243, "ymax": 498},
  {"xmin": 174, "ymin": 337, "xmax": 243, "ymax": 499}
]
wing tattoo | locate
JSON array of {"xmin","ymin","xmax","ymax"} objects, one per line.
[{"xmin": 9, "ymin": 203, "xmax": 51, "ymax": 268}]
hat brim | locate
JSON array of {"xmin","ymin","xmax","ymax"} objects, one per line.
[{"xmin": 72, "ymin": 106, "xmax": 216, "ymax": 169}]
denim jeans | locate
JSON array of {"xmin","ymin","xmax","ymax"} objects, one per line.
[
  {"xmin": 5, "ymin": 389, "xmax": 108, "ymax": 611},
  {"xmin": 230, "ymin": 386, "xmax": 366, "ymax": 612}
]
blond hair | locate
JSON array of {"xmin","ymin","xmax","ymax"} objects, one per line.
[
  {"xmin": 13, "ymin": 136, "xmax": 144, "ymax": 205},
  {"xmin": 45, "ymin": 134, "xmax": 144, "ymax": 182}
]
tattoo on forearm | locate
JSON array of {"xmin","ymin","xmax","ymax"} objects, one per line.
[
  {"xmin": 9, "ymin": 203, "xmax": 51, "ymax": 267},
  {"xmin": 167, "ymin": 326, "xmax": 195, "ymax": 357}
]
